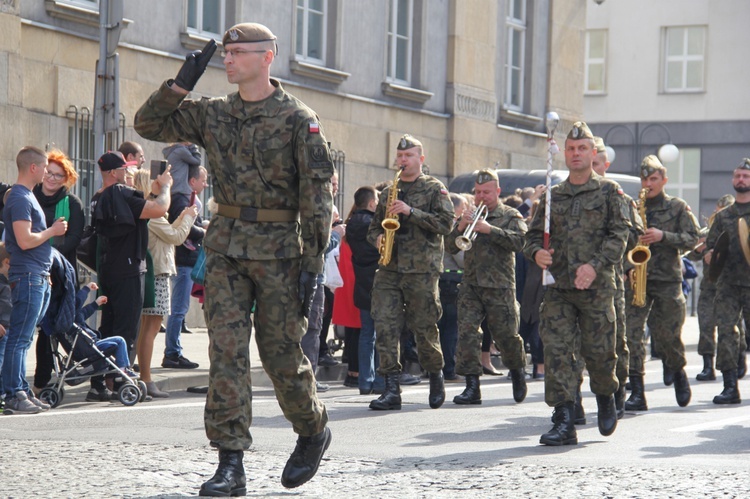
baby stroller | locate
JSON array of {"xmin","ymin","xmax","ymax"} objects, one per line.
[
  {"xmin": 36, "ymin": 249, "xmax": 147, "ymax": 408},
  {"xmin": 39, "ymin": 323, "xmax": 148, "ymax": 408}
]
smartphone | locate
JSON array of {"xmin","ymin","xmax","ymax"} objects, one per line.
[
  {"xmin": 190, "ymin": 190, "xmax": 197, "ymax": 206},
  {"xmin": 150, "ymin": 160, "xmax": 168, "ymax": 179}
]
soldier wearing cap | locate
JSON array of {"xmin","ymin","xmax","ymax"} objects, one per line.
[
  {"xmin": 704, "ymin": 158, "xmax": 750, "ymax": 404},
  {"xmin": 523, "ymin": 121, "xmax": 631, "ymax": 446},
  {"xmin": 134, "ymin": 22, "xmax": 334, "ymax": 494},
  {"xmin": 449, "ymin": 168, "xmax": 529, "ymax": 406},
  {"xmin": 623, "ymin": 155, "xmax": 700, "ymax": 413},
  {"xmin": 367, "ymin": 134, "xmax": 455, "ymax": 411},
  {"xmin": 685, "ymin": 193, "xmax": 745, "ymax": 383}
]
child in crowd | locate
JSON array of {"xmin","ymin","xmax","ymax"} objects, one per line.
[{"xmin": 0, "ymin": 243, "xmax": 12, "ymax": 411}]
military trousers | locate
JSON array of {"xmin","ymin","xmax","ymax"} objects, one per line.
[
  {"xmin": 713, "ymin": 283, "xmax": 750, "ymax": 371},
  {"xmin": 697, "ymin": 282, "xmax": 718, "ymax": 355},
  {"xmin": 455, "ymin": 284, "xmax": 525, "ymax": 376},
  {"xmin": 626, "ymin": 280, "xmax": 686, "ymax": 375},
  {"xmin": 371, "ymin": 269, "xmax": 444, "ymax": 374},
  {"xmin": 539, "ymin": 287, "xmax": 618, "ymax": 407},
  {"xmin": 203, "ymin": 250, "xmax": 327, "ymax": 450}
]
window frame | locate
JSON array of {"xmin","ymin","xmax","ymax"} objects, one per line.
[
  {"xmin": 386, "ymin": 0, "xmax": 414, "ymax": 86},
  {"xmin": 585, "ymin": 29, "xmax": 608, "ymax": 95},
  {"xmin": 504, "ymin": 0, "xmax": 527, "ymax": 111},
  {"xmin": 666, "ymin": 147, "xmax": 701, "ymax": 215},
  {"xmin": 295, "ymin": 0, "xmax": 328, "ymax": 65},
  {"xmin": 186, "ymin": 0, "xmax": 226, "ymax": 39},
  {"xmin": 663, "ymin": 25, "xmax": 706, "ymax": 93}
]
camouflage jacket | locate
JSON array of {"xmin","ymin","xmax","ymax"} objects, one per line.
[
  {"xmin": 447, "ymin": 202, "xmax": 527, "ymax": 289},
  {"xmin": 523, "ymin": 172, "xmax": 631, "ymax": 290},
  {"xmin": 133, "ymin": 79, "xmax": 334, "ymax": 274},
  {"xmin": 367, "ymin": 174, "xmax": 454, "ymax": 274},
  {"xmin": 641, "ymin": 192, "xmax": 700, "ymax": 283},
  {"xmin": 706, "ymin": 201, "xmax": 750, "ymax": 287}
]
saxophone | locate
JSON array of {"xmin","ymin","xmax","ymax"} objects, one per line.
[
  {"xmin": 628, "ymin": 188, "xmax": 651, "ymax": 307},
  {"xmin": 378, "ymin": 168, "xmax": 403, "ymax": 266}
]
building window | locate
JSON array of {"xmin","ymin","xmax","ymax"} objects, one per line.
[
  {"xmin": 187, "ymin": 0, "xmax": 225, "ymax": 37},
  {"xmin": 667, "ymin": 147, "xmax": 701, "ymax": 214},
  {"xmin": 585, "ymin": 29, "xmax": 607, "ymax": 94},
  {"xmin": 62, "ymin": 0, "xmax": 99, "ymax": 8},
  {"xmin": 296, "ymin": 0, "xmax": 327, "ymax": 64},
  {"xmin": 505, "ymin": 0, "xmax": 526, "ymax": 110},
  {"xmin": 664, "ymin": 26, "xmax": 705, "ymax": 93},
  {"xmin": 386, "ymin": 0, "xmax": 413, "ymax": 84}
]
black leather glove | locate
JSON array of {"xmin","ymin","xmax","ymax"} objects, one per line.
[
  {"xmin": 298, "ymin": 271, "xmax": 319, "ymax": 319},
  {"xmin": 174, "ymin": 39, "xmax": 217, "ymax": 91}
]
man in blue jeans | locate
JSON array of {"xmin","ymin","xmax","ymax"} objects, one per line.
[
  {"xmin": 2, "ymin": 146, "xmax": 67, "ymax": 415},
  {"xmin": 164, "ymin": 164, "xmax": 207, "ymax": 369}
]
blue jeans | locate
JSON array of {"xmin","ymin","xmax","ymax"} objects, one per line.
[
  {"xmin": 358, "ymin": 309, "xmax": 384, "ymax": 391},
  {"xmin": 95, "ymin": 337, "xmax": 130, "ymax": 370},
  {"xmin": 2, "ymin": 273, "xmax": 51, "ymax": 399},
  {"xmin": 0, "ymin": 333, "xmax": 8, "ymax": 395},
  {"xmin": 166, "ymin": 266, "xmax": 192, "ymax": 358}
]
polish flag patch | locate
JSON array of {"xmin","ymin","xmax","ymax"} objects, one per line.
[{"xmin": 309, "ymin": 122, "xmax": 320, "ymax": 134}]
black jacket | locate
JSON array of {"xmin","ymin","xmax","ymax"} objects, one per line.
[
  {"xmin": 347, "ymin": 209, "xmax": 380, "ymax": 311},
  {"xmin": 168, "ymin": 192, "xmax": 205, "ymax": 267}
]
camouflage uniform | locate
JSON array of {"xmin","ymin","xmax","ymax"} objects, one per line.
[
  {"xmin": 449, "ymin": 202, "xmax": 528, "ymax": 376},
  {"xmin": 134, "ymin": 79, "xmax": 333, "ymax": 450},
  {"xmin": 367, "ymin": 174, "xmax": 454, "ymax": 374},
  {"xmin": 706, "ymin": 202, "xmax": 750, "ymax": 371},
  {"xmin": 523, "ymin": 172, "xmax": 631, "ymax": 407},
  {"xmin": 625, "ymin": 192, "xmax": 699, "ymax": 375}
]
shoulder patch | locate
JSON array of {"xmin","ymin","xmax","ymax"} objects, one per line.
[
  {"xmin": 440, "ymin": 188, "xmax": 448, "ymax": 195},
  {"xmin": 308, "ymin": 122, "xmax": 320, "ymax": 134},
  {"xmin": 686, "ymin": 205, "xmax": 692, "ymax": 212},
  {"xmin": 617, "ymin": 188, "xmax": 624, "ymax": 195}
]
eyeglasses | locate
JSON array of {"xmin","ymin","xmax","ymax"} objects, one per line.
[
  {"xmin": 220, "ymin": 49, "xmax": 268, "ymax": 58},
  {"xmin": 45, "ymin": 172, "xmax": 65, "ymax": 181}
]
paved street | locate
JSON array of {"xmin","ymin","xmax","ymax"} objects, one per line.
[{"xmin": 2, "ymin": 316, "xmax": 749, "ymax": 498}]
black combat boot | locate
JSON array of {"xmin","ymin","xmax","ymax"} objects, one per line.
[
  {"xmin": 738, "ymin": 352, "xmax": 747, "ymax": 379},
  {"xmin": 281, "ymin": 427, "xmax": 332, "ymax": 488},
  {"xmin": 673, "ymin": 368, "xmax": 691, "ymax": 407},
  {"xmin": 540, "ymin": 402, "xmax": 578, "ymax": 446},
  {"xmin": 574, "ymin": 386, "xmax": 586, "ymax": 425},
  {"xmin": 369, "ymin": 373, "xmax": 401, "ymax": 410},
  {"xmin": 428, "ymin": 371, "xmax": 445, "ymax": 409},
  {"xmin": 662, "ymin": 360, "xmax": 674, "ymax": 386},
  {"xmin": 453, "ymin": 374, "xmax": 481, "ymax": 405},
  {"xmin": 624, "ymin": 374, "xmax": 648, "ymax": 411},
  {"xmin": 615, "ymin": 385, "xmax": 626, "ymax": 420},
  {"xmin": 199, "ymin": 449, "xmax": 246, "ymax": 497},
  {"xmin": 596, "ymin": 394, "xmax": 618, "ymax": 436},
  {"xmin": 696, "ymin": 355, "xmax": 716, "ymax": 381},
  {"xmin": 509, "ymin": 368, "xmax": 528, "ymax": 403},
  {"xmin": 713, "ymin": 369, "xmax": 741, "ymax": 405}
]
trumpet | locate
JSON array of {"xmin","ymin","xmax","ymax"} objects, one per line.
[{"xmin": 455, "ymin": 202, "xmax": 488, "ymax": 251}]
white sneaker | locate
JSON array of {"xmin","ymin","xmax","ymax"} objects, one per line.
[
  {"xmin": 27, "ymin": 392, "xmax": 51, "ymax": 412},
  {"xmin": 315, "ymin": 381, "xmax": 330, "ymax": 393},
  {"xmin": 3, "ymin": 391, "xmax": 41, "ymax": 415}
]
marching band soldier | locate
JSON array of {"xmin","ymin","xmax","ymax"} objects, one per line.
[
  {"xmin": 367, "ymin": 134, "xmax": 454, "ymax": 411},
  {"xmin": 449, "ymin": 169, "xmax": 529, "ymax": 406},
  {"xmin": 704, "ymin": 158, "xmax": 750, "ymax": 404},
  {"xmin": 524, "ymin": 122, "xmax": 631, "ymax": 446},
  {"xmin": 624, "ymin": 155, "xmax": 700, "ymax": 412}
]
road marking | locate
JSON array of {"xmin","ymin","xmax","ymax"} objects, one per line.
[{"xmin": 671, "ymin": 413, "xmax": 750, "ymax": 432}]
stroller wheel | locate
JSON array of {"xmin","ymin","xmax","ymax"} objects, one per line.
[
  {"xmin": 118, "ymin": 384, "xmax": 141, "ymax": 406},
  {"xmin": 137, "ymin": 381, "xmax": 148, "ymax": 402},
  {"xmin": 39, "ymin": 387, "xmax": 63, "ymax": 408}
]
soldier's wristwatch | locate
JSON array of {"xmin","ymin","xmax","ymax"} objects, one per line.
[{"xmin": 409, "ymin": 208, "xmax": 414, "ymax": 216}]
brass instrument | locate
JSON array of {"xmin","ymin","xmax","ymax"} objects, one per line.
[
  {"xmin": 628, "ymin": 188, "xmax": 651, "ymax": 307},
  {"xmin": 378, "ymin": 168, "xmax": 403, "ymax": 266},
  {"xmin": 455, "ymin": 202, "xmax": 488, "ymax": 251}
]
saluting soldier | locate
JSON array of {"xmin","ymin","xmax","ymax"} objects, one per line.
[
  {"xmin": 450, "ymin": 169, "xmax": 528, "ymax": 406},
  {"xmin": 367, "ymin": 134, "xmax": 455, "ymax": 411},
  {"xmin": 624, "ymin": 155, "xmax": 700, "ymax": 412},
  {"xmin": 705, "ymin": 158, "xmax": 750, "ymax": 404},
  {"xmin": 524, "ymin": 122, "xmax": 631, "ymax": 446},
  {"xmin": 134, "ymin": 23, "xmax": 333, "ymax": 495}
]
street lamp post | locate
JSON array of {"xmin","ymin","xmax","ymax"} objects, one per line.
[{"xmin": 603, "ymin": 122, "xmax": 679, "ymax": 174}]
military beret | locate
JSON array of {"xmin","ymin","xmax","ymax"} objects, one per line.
[
  {"xmin": 223, "ymin": 23, "xmax": 277, "ymax": 46},
  {"xmin": 475, "ymin": 169, "xmax": 498, "ymax": 185},
  {"xmin": 738, "ymin": 158, "xmax": 750, "ymax": 170},
  {"xmin": 397, "ymin": 134, "xmax": 423, "ymax": 150},
  {"xmin": 593, "ymin": 136, "xmax": 607, "ymax": 154},
  {"xmin": 567, "ymin": 121, "xmax": 594, "ymax": 141},
  {"xmin": 640, "ymin": 154, "xmax": 666, "ymax": 179},
  {"xmin": 98, "ymin": 152, "xmax": 126, "ymax": 172}
]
